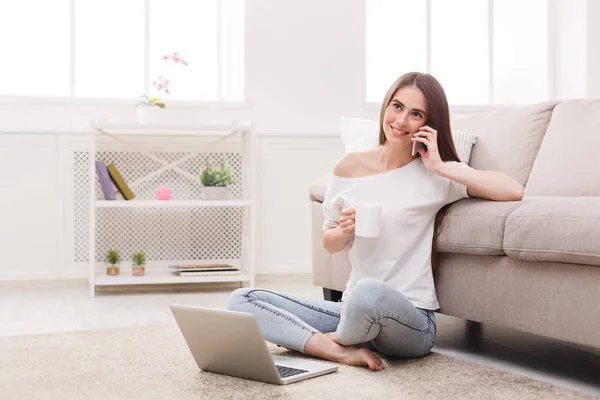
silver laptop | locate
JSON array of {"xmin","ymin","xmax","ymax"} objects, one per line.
[{"xmin": 169, "ymin": 304, "xmax": 338, "ymax": 385}]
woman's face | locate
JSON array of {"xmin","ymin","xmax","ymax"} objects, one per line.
[{"xmin": 382, "ymin": 86, "xmax": 429, "ymax": 147}]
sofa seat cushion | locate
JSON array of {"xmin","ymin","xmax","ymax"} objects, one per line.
[
  {"xmin": 504, "ymin": 197, "xmax": 600, "ymax": 267},
  {"xmin": 310, "ymin": 173, "xmax": 330, "ymax": 202},
  {"xmin": 437, "ymin": 198, "xmax": 533, "ymax": 256}
]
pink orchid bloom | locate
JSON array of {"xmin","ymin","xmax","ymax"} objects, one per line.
[
  {"xmin": 162, "ymin": 51, "xmax": 188, "ymax": 66},
  {"xmin": 152, "ymin": 76, "xmax": 170, "ymax": 93},
  {"xmin": 148, "ymin": 53, "xmax": 186, "ymax": 97}
]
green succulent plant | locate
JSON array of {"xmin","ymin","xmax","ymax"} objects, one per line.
[
  {"xmin": 105, "ymin": 249, "xmax": 121, "ymax": 265},
  {"xmin": 132, "ymin": 251, "xmax": 146, "ymax": 266},
  {"xmin": 199, "ymin": 160, "xmax": 233, "ymax": 187}
]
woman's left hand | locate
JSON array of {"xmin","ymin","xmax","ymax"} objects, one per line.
[{"xmin": 412, "ymin": 126, "xmax": 443, "ymax": 173}]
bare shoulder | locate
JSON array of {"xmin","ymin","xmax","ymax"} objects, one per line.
[
  {"xmin": 333, "ymin": 152, "xmax": 361, "ymax": 178},
  {"xmin": 333, "ymin": 149, "xmax": 379, "ymax": 178}
]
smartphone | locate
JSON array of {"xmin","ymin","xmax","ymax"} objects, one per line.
[{"xmin": 411, "ymin": 122, "xmax": 430, "ymax": 157}]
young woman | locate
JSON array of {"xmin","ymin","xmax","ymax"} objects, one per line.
[{"xmin": 227, "ymin": 72, "xmax": 523, "ymax": 371}]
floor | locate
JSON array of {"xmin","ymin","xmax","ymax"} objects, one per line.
[{"xmin": 1, "ymin": 274, "xmax": 599, "ymax": 398}]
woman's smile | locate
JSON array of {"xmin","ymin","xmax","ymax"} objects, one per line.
[{"xmin": 390, "ymin": 125, "xmax": 409, "ymax": 137}]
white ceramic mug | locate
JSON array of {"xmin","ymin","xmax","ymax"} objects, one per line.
[{"xmin": 354, "ymin": 203, "xmax": 382, "ymax": 237}]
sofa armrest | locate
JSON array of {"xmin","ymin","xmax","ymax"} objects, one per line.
[
  {"xmin": 311, "ymin": 201, "xmax": 331, "ymax": 288},
  {"xmin": 311, "ymin": 200, "xmax": 349, "ymax": 292},
  {"xmin": 309, "ymin": 173, "xmax": 331, "ymax": 202}
]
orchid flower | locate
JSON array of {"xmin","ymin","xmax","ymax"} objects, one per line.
[
  {"xmin": 162, "ymin": 51, "xmax": 188, "ymax": 66},
  {"xmin": 152, "ymin": 76, "xmax": 170, "ymax": 94},
  {"xmin": 141, "ymin": 52, "xmax": 186, "ymax": 104}
]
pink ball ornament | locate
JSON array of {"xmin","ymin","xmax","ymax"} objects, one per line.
[{"xmin": 156, "ymin": 186, "xmax": 172, "ymax": 200}]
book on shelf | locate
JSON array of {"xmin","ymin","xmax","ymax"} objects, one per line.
[
  {"xmin": 95, "ymin": 160, "xmax": 116, "ymax": 200},
  {"xmin": 169, "ymin": 263, "xmax": 236, "ymax": 270},
  {"xmin": 106, "ymin": 162, "xmax": 135, "ymax": 200},
  {"xmin": 169, "ymin": 263, "xmax": 240, "ymax": 274}
]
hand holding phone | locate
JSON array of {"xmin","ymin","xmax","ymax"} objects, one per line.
[{"xmin": 411, "ymin": 122, "xmax": 430, "ymax": 156}]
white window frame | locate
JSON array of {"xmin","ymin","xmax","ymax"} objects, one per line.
[
  {"xmin": 365, "ymin": 0, "xmax": 554, "ymax": 114},
  {"xmin": 0, "ymin": 0, "xmax": 246, "ymax": 108}
]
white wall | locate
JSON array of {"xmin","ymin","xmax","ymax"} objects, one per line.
[
  {"xmin": 551, "ymin": 0, "xmax": 587, "ymax": 100},
  {"xmin": 2, "ymin": 0, "xmax": 600, "ymax": 281},
  {"xmin": 587, "ymin": 0, "xmax": 600, "ymax": 98},
  {"xmin": 0, "ymin": 0, "xmax": 375, "ymax": 280},
  {"xmin": 0, "ymin": 0, "xmax": 377, "ymax": 135},
  {"xmin": 2, "ymin": 0, "xmax": 600, "ymax": 134},
  {"xmin": 246, "ymin": 0, "xmax": 375, "ymax": 135}
]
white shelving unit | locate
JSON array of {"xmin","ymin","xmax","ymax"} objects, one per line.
[
  {"xmin": 88, "ymin": 119, "xmax": 256, "ymax": 297},
  {"xmin": 96, "ymin": 200, "xmax": 250, "ymax": 208}
]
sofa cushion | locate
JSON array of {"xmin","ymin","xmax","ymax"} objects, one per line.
[
  {"xmin": 436, "ymin": 198, "xmax": 533, "ymax": 256},
  {"xmin": 504, "ymin": 197, "xmax": 600, "ymax": 267},
  {"xmin": 452, "ymin": 101, "xmax": 559, "ymax": 186},
  {"xmin": 309, "ymin": 173, "xmax": 330, "ymax": 202},
  {"xmin": 525, "ymin": 100, "xmax": 600, "ymax": 196}
]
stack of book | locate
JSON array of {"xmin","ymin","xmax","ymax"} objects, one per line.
[
  {"xmin": 95, "ymin": 160, "xmax": 135, "ymax": 200},
  {"xmin": 169, "ymin": 263, "xmax": 241, "ymax": 277}
]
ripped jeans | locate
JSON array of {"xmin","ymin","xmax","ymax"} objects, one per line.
[{"xmin": 226, "ymin": 278, "xmax": 437, "ymax": 358}]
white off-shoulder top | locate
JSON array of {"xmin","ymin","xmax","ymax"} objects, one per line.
[{"xmin": 322, "ymin": 158, "xmax": 471, "ymax": 310}]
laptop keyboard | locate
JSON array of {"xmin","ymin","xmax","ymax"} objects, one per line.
[{"xmin": 276, "ymin": 364, "xmax": 309, "ymax": 378}]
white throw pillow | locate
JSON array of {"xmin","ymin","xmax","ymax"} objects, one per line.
[
  {"xmin": 339, "ymin": 117, "xmax": 379, "ymax": 153},
  {"xmin": 339, "ymin": 117, "xmax": 477, "ymax": 164},
  {"xmin": 451, "ymin": 130, "xmax": 478, "ymax": 165}
]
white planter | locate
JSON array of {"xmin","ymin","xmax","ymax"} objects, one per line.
[
  {"xmin": 201, "ymin": 186, "xmax": 230, "ymax": 200},
  {"xmin": 136, "ymin": 106, "xmax": 161, "ymax": 124}
]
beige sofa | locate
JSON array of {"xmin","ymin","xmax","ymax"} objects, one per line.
[{"xmin": 309, "ymin": 99, "xmax": 600, "ymax": 349}]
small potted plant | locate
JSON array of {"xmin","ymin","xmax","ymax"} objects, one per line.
[
  {"xmin": 132, "ymin": 251, "xmax": 146, "ymax": 276},
  {"xmin": 105, "ymin": 249, "xmax": 121, "ymax": 276},
  {"xmin": 135, "ymin": 95, "xmax": 165, "ymax": 124},
  {"xmin": 135, "ymin": 52, "xmax": 188, "ymax": 124},
  {"xmin": 200, "ymin": 160, "xmax": 233, "ymax": 200}
]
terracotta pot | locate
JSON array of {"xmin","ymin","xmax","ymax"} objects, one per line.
[
  {"xmin": 106, "ymin": 265, "xmax": 120, "ymax": 276},
  {"xmin": 132, "ymin": 266, "xmax": 145, "ymax": 276}
]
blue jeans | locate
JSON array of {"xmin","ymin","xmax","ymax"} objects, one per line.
[{"xmin": 227, "ymin": 278, "xmax": 437, "ymax": 358}]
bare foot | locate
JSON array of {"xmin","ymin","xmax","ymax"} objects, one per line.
[
  {"xmin": 305, "ymin": 332, "xmax": 384, "ymax": 371},
  {"xmin": 339, "ymin": 346, "xmax": 384, "ymax": 371},
  {"xmin": 324, "ymin": 332, "xmax": 342, "ymax": 345},
  {"xmin": 322, "ymin": 333, "xmax": 383, "ymax": 371}
]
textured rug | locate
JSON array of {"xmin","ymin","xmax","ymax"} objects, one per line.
[{"xmin": 0, "ymin": 325, "xmax": 593, "ymax": 400}]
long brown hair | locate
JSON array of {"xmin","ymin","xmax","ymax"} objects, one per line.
[{"xmin": 378, "ymin": 72, "xmax": 461, "ymax": 269}]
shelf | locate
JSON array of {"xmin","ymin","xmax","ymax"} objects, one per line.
[
  {"xmin": 95, "ymin": 270, "xmax": 250, "ymax": 286},
  {"xmin": 88, "ymin": 116, "xmax": 256, "ymax": 297},
  {"xmin": 95, "ymin": 199, "xmax": 250, "ymax": 208},
  {"xmin": 92, "ymin": 121, "xmax": 252, "ymax": 136}
]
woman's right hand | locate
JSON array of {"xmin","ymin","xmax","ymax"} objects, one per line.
[{"xmin": 339, "ymin": 206, "xmax": 356, "ymax": 237}]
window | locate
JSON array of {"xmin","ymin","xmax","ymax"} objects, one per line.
[
  {"xmin": 366, "ymin": 0, "xmax": 548, "ymax": 105},
  {"xmin": 0, "ymin": 0, "xmax": 244, "ymax": 101}
]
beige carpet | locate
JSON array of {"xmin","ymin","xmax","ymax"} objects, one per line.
[{"xmin": 0, "ymin": 325, "xmax": 593, "ymax": 400}]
